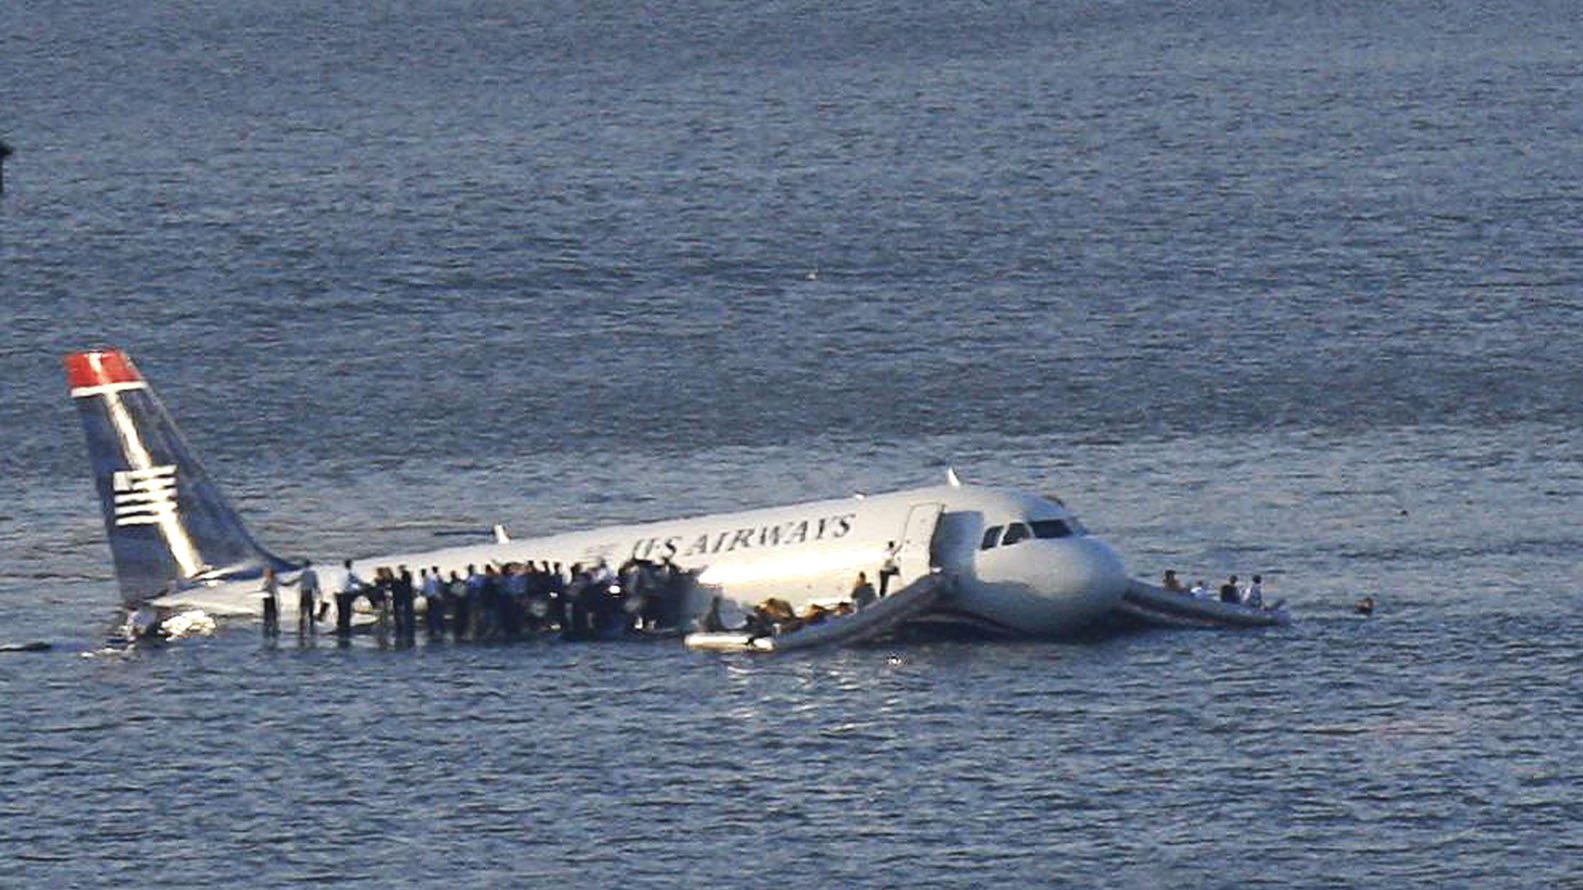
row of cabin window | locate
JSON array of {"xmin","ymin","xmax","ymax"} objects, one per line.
[{"xmin": 980, "ymin": 519, "xmax": 1074, "ymax": 550}]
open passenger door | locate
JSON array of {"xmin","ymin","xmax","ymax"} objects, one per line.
[{"xmin": 892, "ymin": 502, "xmax": 943, "ymax": 588}]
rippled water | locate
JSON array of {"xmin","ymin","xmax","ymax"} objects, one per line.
[{"xmin": 3, "ymin": 1, "xmax": 1581, "ymax": 886}]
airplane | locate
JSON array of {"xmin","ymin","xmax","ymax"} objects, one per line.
[{"xmin": 65, "ymin": 348, "xmax": 1133, "ymax": 639}]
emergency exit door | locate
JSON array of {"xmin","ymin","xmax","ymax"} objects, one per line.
[{"xmin": 894, "ymin": 502, "xmax": 944, "ymax": 587}]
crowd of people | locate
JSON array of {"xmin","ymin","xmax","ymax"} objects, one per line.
[
  {"xmin": 1160, "ymin": 569, "xmax": 1266, "ymax": 608},
  {"xmin": 260, "ymin": 556, "xmax": 698, "ymax": 645},
  {"xmin": 711, "ymin": 570, "xmax": 880, "ymax": 639}
]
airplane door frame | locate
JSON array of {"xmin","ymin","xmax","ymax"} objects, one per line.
[{"xmin": 891, "ymin": 502, "xmax": 944, "ymax": 591}]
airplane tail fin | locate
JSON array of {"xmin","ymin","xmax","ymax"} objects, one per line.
[{"xmin": 65, "ymin": 349, "xmax": 294, "ymax": 604}]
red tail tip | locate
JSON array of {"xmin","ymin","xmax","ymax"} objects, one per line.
[{"xmin": 64, "ymin": 349, "xmax": 143, "ymax": 392}]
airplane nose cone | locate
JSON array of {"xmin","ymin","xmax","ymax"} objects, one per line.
[
  {"xmin": 958, "ymin": 534, "xmax": 1132, "ymax": 635},
  {"xmin": 1064, "ymin": 537, "xmax": 1129, "ymax": 610}
]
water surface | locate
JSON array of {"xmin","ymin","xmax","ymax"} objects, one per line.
[{"xmin": 2, "ymin": 1, "xmax": 1580, "ymax": 886}]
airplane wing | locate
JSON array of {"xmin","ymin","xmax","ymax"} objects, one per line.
[{"xmin": 148, "ymin": 580, "xmax": 265, "ymax": 617}]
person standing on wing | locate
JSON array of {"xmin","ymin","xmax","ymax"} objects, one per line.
[
  {"xmin": 422, "ymin": 566, "xmax": 445, "ymax": 637},
  {"xmin": 297, "ymin": 560, "xmax": 321, "ymax": 638},
  {"xmin": 261, "ymin": 567, "xmax": 281, "ymax": 638},
  {"xmin": 335, "ymin": 559, "xmax": 362, "ymax": 638}
]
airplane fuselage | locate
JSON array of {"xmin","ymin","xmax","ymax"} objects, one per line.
[
  {"xmin": 166, "ymin": 482, "xmax": 1129, "ymax": 637},
  {"xmin": 66, "ymin": 348, "xmax": 1130, "ymax": 638}
]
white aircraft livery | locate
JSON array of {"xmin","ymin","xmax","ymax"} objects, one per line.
[{"xmin": 66, "ymin": 349, "xmax": 1131, "ymax": 638}]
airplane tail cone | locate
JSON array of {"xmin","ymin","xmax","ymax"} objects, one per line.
[{"xmin": 65, "ymin": 349, "xmax": 292, "ymax": 604}]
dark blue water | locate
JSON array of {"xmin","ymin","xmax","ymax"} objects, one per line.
[{"xmin": 3, "ymin": 2, "xmax": 1581, "ymax": 886}]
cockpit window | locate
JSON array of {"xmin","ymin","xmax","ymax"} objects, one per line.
[
  {"xmin": 1031, "ymin": 519, "xmax": 1072, "ymax": 539},
  {"xmin": 986, "ymin": 520, "xmax": 1075, "ymax": 549},
  {"xmin": 981, "ymin": 525, "xmax": 1003, "ymax": 550}
]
